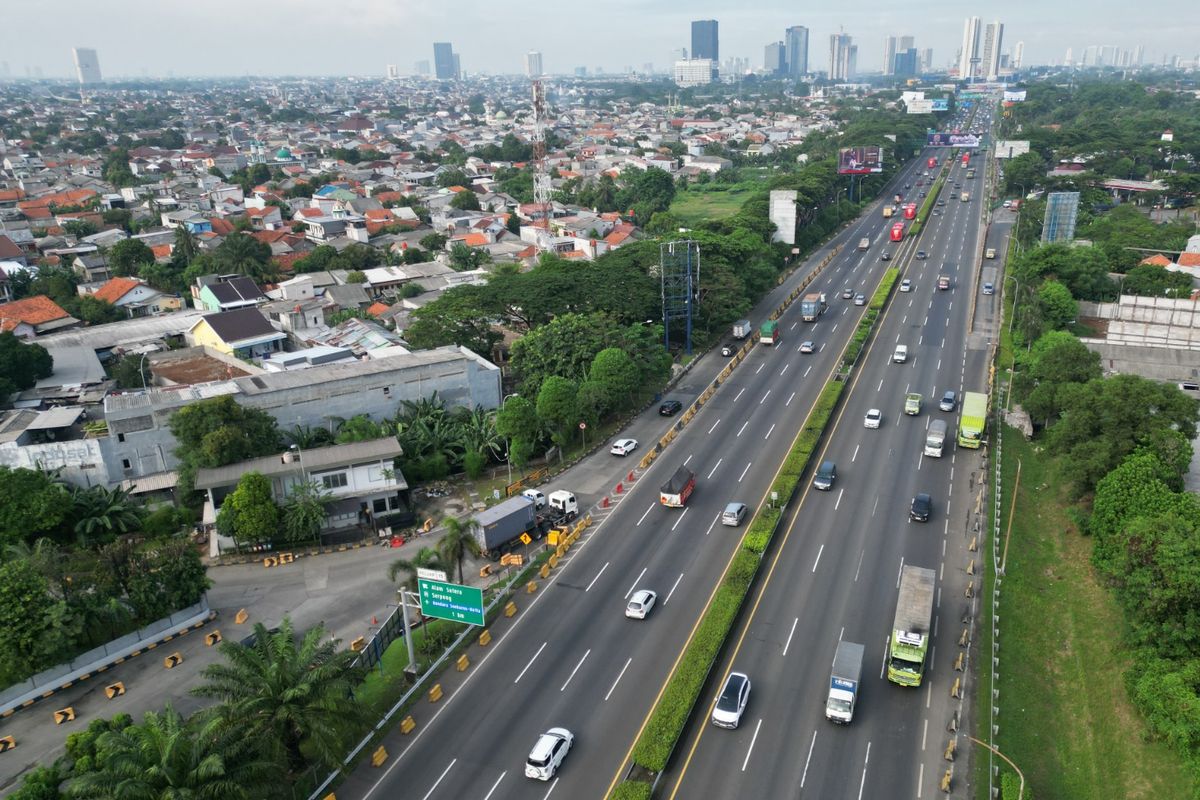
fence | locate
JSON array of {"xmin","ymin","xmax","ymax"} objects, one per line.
[{"xmin": 0, "ymin": 597, "xmax": 213, "ymax": 716}]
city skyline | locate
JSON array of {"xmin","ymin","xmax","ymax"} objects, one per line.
[{"xmin": 1, "ymin": 1, "xmax": 1194, "ymax": 78}]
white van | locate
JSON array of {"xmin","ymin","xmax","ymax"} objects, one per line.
[
  {"xmin": 893, "ymin": 344, "xmax": 908, "ymax": 363},
  {"xmin": 722, "ymin": 502, "xmax": 748, "ymax": 526}
]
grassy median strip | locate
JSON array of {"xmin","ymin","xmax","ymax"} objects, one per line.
[
  {"xmin": 842, "ymin": 267, "xmax": 898, "ymax": 367},
  {"xmin": 909, "ymin": 166, "xmax": 947, "ymax": 237},
  {"xmin": 617, "ymin": 380, "xmax": 844, "ymax": 789}
]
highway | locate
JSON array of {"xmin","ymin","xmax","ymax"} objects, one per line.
[
  {"xmin": 341, "ymin": 151, "xmax": 940, "ymax": 800},
  {"xmin": 659, "ymin": 113, "xmax": 1003, "ymax": 799}
]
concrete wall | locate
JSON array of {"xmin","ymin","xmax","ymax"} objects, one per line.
[{"xmin": 1080, "ymin": 338, "xmax": 1200, "ymax": 383}]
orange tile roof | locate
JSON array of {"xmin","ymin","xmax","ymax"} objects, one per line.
[
  {"xmin": 365, "ymin": 301, "xmax": 391, "ymax": 318},
  {"xmin": 1139, "ymin": 254, "xmax": 1172, "ymax": 266},
  {"xmin": 252, "ymin": 230, "xmax": 291, "ymax": 244},
  {"xmin": 446, "ymin": 186, "xmax": 468, "ymax": 193},
  {"xmin": 0, "ymin": 295, "xmax": 70, "ymax": 328},
  {"xmin": 298, "ymin": 208, "xmax": 324, "ymax": 218},
  {"xmin": 92, "ymin": 277, "xmax": 145, "ymax": 304},
  {"xmin": 0, "ymin": 189, "xmax": 25, "ymax": 203},
  {"xmin": 17, "ymin": 188, "xmax": 97, "ymax": 209},
  {"xmin": 209, "ymin": 218, "xmax": 235, "ymax": 235},
  {"xmin": 605, "ymin": 229, "xmax": 633, "ymax": 246},
  {"xmin": 461, "ymin": 232, "xmax": 489, "ymax": 247},
  {"xmin": 22, "ymin": 207, "xmax": 53, "ymax": 220},
  {"xmin": 1178, "ymin": 253, "xmax": 1200, "ymax": 268},
  {"xmin": 151, "ymin": 244, "xmax": 173, "ymax": 259},
  {"xmin": 516, "ymin": 245, "xmax": 538, "ymax": 259}
]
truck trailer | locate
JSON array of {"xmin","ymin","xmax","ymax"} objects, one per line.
[
  {"xmin": 759, "ymin": 319, "xmax": 780, "ymax": 345},
  {"xmin": 472, "ymin": 491, "xmax": 579, "ymax": 560},
  {"xmin": 800, "ymin": 293, "xmax": 827, "ymax": 322},
  {"xmin": 825, "ymin": 640, "xmax": 865, "ymax": 723},
  {"xmin": 732, "ymin": 319, "xmax": 752, "ymax": 340},
  {"xmin": 660, "ymin": 465, "xmax": 696, "ymax": 508},
  {"xmin": 887, "ymin": 566, "xmax": 936, "ymax": 686}
]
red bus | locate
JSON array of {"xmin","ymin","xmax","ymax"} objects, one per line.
[
  {"xmin": 890, "ymin": 222, "xmax": 905, "ymax": 242},
  {"xmin": 903, "ymin": 203, "xmax": 917, "ymax": 220},
  {"xmin": 961, "ymin": 152, "xmax": 970, "ymax": 166},
  {"xmin": 927, "ymin": 157, "xmax": 937, "ymax": 169}
]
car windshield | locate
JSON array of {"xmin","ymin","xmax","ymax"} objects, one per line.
[
  {"xmin": 828, "ymin": 697, "xmax": 852, "ymax": 714},
  {"xmin": 717, "ymin": 680, "xmax": 742, "ymax": 710}
]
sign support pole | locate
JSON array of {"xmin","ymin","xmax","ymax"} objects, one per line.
[{"xmin": 400, "ymin": 586, "xmax": 416, "ymax": 675}]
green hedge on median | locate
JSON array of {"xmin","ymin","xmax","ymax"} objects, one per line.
[
  {"xmin": 841, "ymin": 268, "xmax": 898, "ymax": 367},
  {"xmin": 609, "ymin": 781, "xmax": 652, "ymax": 800}
]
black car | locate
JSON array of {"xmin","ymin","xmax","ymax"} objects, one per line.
[
  {"xmin": 659, "ymin": 400, "xmax": 683, "ymax": 416},
  {"xmin": 910, "ymin": 493, "xmax": 932, "ymax": 522},
  {"xmin": 915, "ymin": 250, "xmax": 928, "ymax": 260},
  {"xmin": 720, "ymin": 341, "xmax": 737, "ymax": 357},
  {"xmin": 880, "ymin": 252, "xmax": 891, "ymax": 261}
]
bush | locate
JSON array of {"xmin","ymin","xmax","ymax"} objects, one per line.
[
  {"xmin": 462, "ymin": 450, "xmax": 486, "ymax": 479},
  {"xmin": 608, "ymin": 781, "xmax": 652, "ymax": 800}
]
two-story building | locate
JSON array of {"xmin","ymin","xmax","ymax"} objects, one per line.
[{"xmin": 187, "ymin": 307, "xmax": 286, "ymax": 360}]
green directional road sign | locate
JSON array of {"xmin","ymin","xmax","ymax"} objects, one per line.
[{"xmin": 417, "ymin": 578, "xmax": 485, "ymax": 626}]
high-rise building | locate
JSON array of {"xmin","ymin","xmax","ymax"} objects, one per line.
[
  {"xmin": 1133, "ymin": 45, "xmax": 1144, "ymax": 66},
  {"xmin": 829, "ymin": 32, "xmax": 854, "ymax": 81},
  {"xmin": 785, "ymin": 26, "xmax": 810, "ymax": 76},
  {"xmin": 883, "ymin": 36, "xmax": 897, "ymax": 76},
  {"xmin": 386, "ymin": 64, "xmax": 399, "ymax": 80},
  {"xmin": 1064, "ymin": 47, "xmax": 1074, "ymax": 67},
  {"xmin": 674, "ymin": 59, "xmax": 715, "ymax": 87},
  {"xmin": 525, "ymin": 51, "xmax": 543, "ymax": 77},
  {"xmin": 414, "ymin": 59, "xmax": 431, "ymax": 76},
  {"xmin": 899, "ymin": 36, "xmax": 915, "ymax": 52},
  {"xmin": 1042, "ymin": 192, "xmax": 1081, "ymax": 243},
  {"xmin": 894, "ymin": 48, "xmax": 919, "ymax": 77},
  {"xmin": 764, "ymin": 41, "xmax": 785, "ymax": 75},
  {"xmin": 72, "ymin": 47, "xmax": 101, "ymax": 85},
  {"xmin": 920, "ymin": 48, "xmax": 934, "ymax": 72},
  {"xmin": 433, "ymin": 42, "xmax": 458, "ymax": 80},
  {"xmin": 453, "ymin": 54, "xmax": 462, "ymax": 78},
  {"xmin": 691, "ymin": 20, "xmax": 719, "ymax": 62},
  {"xmin": 981, "ymin": 21, "xmax": 1004, "ymax": 80},
  {"xmin": 958, "ymin": 16, "xmax": 981, "ymax": 79},
  {"xmin": 1012, "ymin": 41, "xmax": 1024, "ymax": 69}
]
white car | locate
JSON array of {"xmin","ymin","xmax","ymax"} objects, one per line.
[
  {"xmin": 625, "ymin": 589, "xmax": 658, "ymax": 619},
  {"xmin": 610, "ymin": 438, "xmax": 638, "ymax": 456},
  {"xmin": 864, "ymin": 408, "xmax": 882, "ymax": 428},
  {"xmin": 525, "ymin": 727, "xmax": 574, "ymax": 780},
  {"xmin": 899, "ymin": 279, "xmax": 912, "ymax": 292},
  {"xmin": 711, "ymin": 671, "xmax": 751, "ymax": 729},
  {"xmin": 799, "ymin": 340, "xmax": 815, "ymax": 354}
]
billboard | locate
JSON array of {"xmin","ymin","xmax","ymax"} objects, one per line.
[
  {"xmin": 926, "ymin": 132, "xmax": 981, "ymax": 148},
  {"xmin": 907, "ymin": 99, "xmax": 934, "ymax": 114},
  {"xmin": 930, "ymin": 98, "xmax": 949, "ymax": 111},
  {"xmin": 901, "ymin": 90, "xmax": 925, "ymax": 104},
  {"xmin": 837, "ymin": 146, "xmax": 883, "ymax": 175},
  {"xmin": 1003, "ymin": 89, "xmax": 1027, "ymax": 102},
  {"xmin": 995, "ymin": 140, "xmax": 1031, "ymax": 159}
]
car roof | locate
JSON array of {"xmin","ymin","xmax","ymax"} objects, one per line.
[
  {"xmin": 724, "ymin": 501, "xmax": 746, "ymax": 512},
  {"xmin": 915, "ymin": 492, "xmax": 932, "ymax": 503},
  {"xmin": 530, "ymin": 729, "xmax": 569, "ymax": 758},
  {"xmin": 630, "ymin": 589, "xmax": 654, "ymax": 603}
]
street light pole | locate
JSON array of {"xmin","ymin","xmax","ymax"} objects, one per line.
[
  {"xmin": 967, "ymin": 736, "xmax": 1026, "ymax": 800},
  {"xmin": 502, "ymin": 393, "xmax": 520, "ymax": 486}
]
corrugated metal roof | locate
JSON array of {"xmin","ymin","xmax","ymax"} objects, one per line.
[{"xmin": 193, "ymin": 436, "xmax": 405, "ymax": 490}]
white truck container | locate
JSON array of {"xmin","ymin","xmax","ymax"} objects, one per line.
[
  {"xmin": 857, "ymin": 237, "xmax": 870, "ymax": 251},
  {"xmin": 732, "ymin": 319, "xmax": 752, "ymax": 339},
  {"xmin": 825, "ymin": 640, "xmax": 865, "ymax": 723},
  {"xmin": 924, "ymin": 419, "xmax": 948, "ymax": 458}
]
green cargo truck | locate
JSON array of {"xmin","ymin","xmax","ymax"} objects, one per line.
[
  {"xmin": 760, "ymin": 319, "xmax": 780, "ymax": 345},
  {"xmin": 958, "ymin": 391, "xmax": 987, "ymax": 448},
  {"xmin": 887, "ymin": 565, "xmax": 936, "ymax": 686}
]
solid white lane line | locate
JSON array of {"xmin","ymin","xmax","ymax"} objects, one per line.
[
  {"xmin": 738, "ymin": 462, "xmax": 752, "ymax": 482},
  {"xmin": 482, "ymin": 771, "xmax": 506, "ymax": 800},
  {"xmin": 542, "ymin": 777, "xmax": 559, "ymax": 800},
  {"xmin": 852, "ymin": 444, "xmax": 860, "ymax": 462},
  {"xmin": 855, "ymin": 549, "xmax": 866, "ymax": 581},
  {"xmin": 922, "ymin": 717, "xmax": 929, "ymax": 750},
  {"xmin": 735, "ymin": 387, "xmax": 746, "ymax": 402},
  {"xmin": 636, "ymin": 504, "xmax": 654, "ymax": 526},
  {"xmin": 741, "ymin": 719, "xmax": 763, "ymax": 772},
  {"xmin": 684, "ymin": 453, "xmax": 693, "ymax": 465},
  {"xmin": 585, "ymin": 562, "xmax": 609, "ymax": 591},
  {"xmin": 835, "ymin": 489, "xmax": 844, "ymax": 510},
  {"xmin": 918, "ymin": 763, "xmax": 925, "ymax": 798},
  {"xmin": 671, "ymin": 508, "xmax": 689, "ymax": 532},
  {"xmin": 737, "ymin": 420, "xmax": 750, "ymax": 437},
  {"xmin": 801, "ymin": 731, "xmax": 818, "ymax": 787},
  {"xmin": 878, "ymin": 378, "xmax": 884, "ymax": 391},
  {"xmin": 420, "ymin": 760, "xmax": 457, "ymax": 800},
  {"xmin": 559, "ymin": 649, "xmax": 591, "ymax": 692},
  {"xmin": 780, "ymin": 363, "xmax": 789, "ymax": 376},
  {"xmin": 707, "ymin": 458, "xmax": 723, "ymax": 479},
  {"xmin": 705, "ymin": 513, "xmax": 720, "ymax": 536},
  {"xmin": 786, "ymin": 391, "xmax": 796, "ymax": 406},
  {"xmin": 759, "ymin": 389, "xmax": 771, "ymax": 405},
  {"xmin": 812, "ymin": 544, "xmax": 825, "ymax": 572},
  {"xmin": 764, "ymin": 423, "xmax": 775, "ymax": 440},
  {"xmin": 831, "ymin": 322, "xmax": 839, "ymax": 333},
  {"xmin": 605, "ymin": 657, "xmax": 633, "ymax": 701},
  {"xmin": 664, "ymin": 572, "xmax": 684, "ymax": 605},
  {"xmin": 625, "ymin": 567, "xmax": 648, "ymax": 599},
  {"xmin": 782, "ymin": 616, "xmax": 800, "ymax": 657},
  {"xmin": 708, "ymin": 418, "xmax": 721, "ymax": 434},
  {"xmin": 755, "ymin": 363, "xmax": 765, "ymax": 374},
  {"xmin": 804, "ymin": 365, "xmax": 812, "ymax": 377}
]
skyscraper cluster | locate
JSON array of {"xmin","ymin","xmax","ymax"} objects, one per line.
[
  {"xmin": 883, "ymin": 34, "xmax": 919, "ymax": 77},
  {"xmin": 829, "ymin": 31, "xmax": 856, "ymax": 81},
  {"xmin": 433, "ymin": 42, "xmax": 460, "ymax": 80},
  {"xmin": 763, "ymin": 25, "xmax": 809, "ymax": 77},
  {"xmin": 958, "ymin": 17, "xmax": 1004, "ymax": 80}
]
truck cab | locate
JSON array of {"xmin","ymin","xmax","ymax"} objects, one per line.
[{"xmin": 547, "ymin": 490, "xmax": 578, "ymax": 520}]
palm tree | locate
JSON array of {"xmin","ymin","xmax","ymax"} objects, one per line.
[
  {"xmin": 282, "ymin": 481, "xmax": 329, "ymax": 544},
  {"xmin": 454, "ymin": 405, "xmax": 504, "ymax": 462},
  {"xmin": 399, "ymin": 393, "xmax": 447, "ymax": 426},
  {"xmin": 191, "ymin": 618, "xmax": 364, "ymax": 774},
  {"xmin": 285, "ymin": 424, "xmax": 334, "ymax": 449},
  {"xmin": 334, "ymin": 414, "xmax": 389, "ymax": 444},
  {"xmin": 387, "ymin": 546, "xmax": 447, "ymax": 586},
  {"xmin": 71, "ymin": 485, "xmax": 143, "ymax": 546},
  {"xmin": 437, "ymin": 517, "xmax": 483, "ymax": 584},
  {"xmin": 64, "ymin": 705, "xmax": 279, "ymax": 800}
]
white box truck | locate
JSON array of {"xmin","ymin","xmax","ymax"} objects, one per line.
[
  {"xmin": 825, "ymin": 640, "xmax": 864, "ymax": 723},
  {"xmin": 924, "ymin": 419, "xmax": 947, "ymax": 457}
]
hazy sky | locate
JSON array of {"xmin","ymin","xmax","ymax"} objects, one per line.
[{"xmin": 1, "ymin": 0, "xmax": 1193, "ymax": 78}]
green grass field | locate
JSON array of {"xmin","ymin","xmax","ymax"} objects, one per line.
[
  {"xmin": 978, "ymin": 431, "xmax": 1194, "ymax": 799},
  {"xmin": 669, "ymin": 186, "xmax": 755, "ymax": 226}
]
